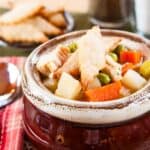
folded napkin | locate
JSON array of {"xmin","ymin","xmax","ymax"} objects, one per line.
[{"xmin": 0, "ymin": 57, "xmax": 25, "ymax": 150}]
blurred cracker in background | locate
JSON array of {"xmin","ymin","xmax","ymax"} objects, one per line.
[
  {"xmin": 0, "ymin": 0, "xmax": 74, "ymax": 45},
  {"xmin": 26, "ymin": 16, "xmax": 62, "ymax": 35},
  {"xmin": 0, "ymin": 23, "xmax": 48, "ymax": 43},
  {"xmin": 0, "ymin": 0, "xmax": 90, "ymax": 13},
  {"xmin": 0, "ymin": 2, "xmax": 44, "ymax": 24}
]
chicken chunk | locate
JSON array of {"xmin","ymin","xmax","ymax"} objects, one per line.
[
  {"xmin": 78, "ymin": 26, "xmax": 106, "ymax": 89},
  {"xmin": 36, "ymin": 45, "xmax": 69, "ymax": 76},
  {"xmin": 105, "ymin": 64, "xmax": 122, "ymax": 81},
  {"xmin": 103, "ymin": 37, "xmax": 122, "ymax": 52},
  {"xmin": 54, "ymin": 51, "xmax": 79, "ymax": 78},
  {"xmin": 106, "ymin": 54, "xmax": 121, "ymax": 68},
  {"xmin": 105, "ymin": 55, "xmax": 122, "ymax": 81}
]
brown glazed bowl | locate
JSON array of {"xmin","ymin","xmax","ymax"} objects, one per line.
[{"xmin": 22, "ymin": 29, "xmax": 150, "ymax": 150}]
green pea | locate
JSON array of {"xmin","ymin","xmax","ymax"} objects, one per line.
[
  {"xmin": 68, "ymin": 42, "xmax": 78, "ymax": 53},
  {"xmin": 97, "ymin": 73, "xmax": 111, "ymax": 85},
  {"xmin": 114, "ymin": 44, "xmax": 125, "ymax": 55},
  {"xmin": 109, "ymin": 52, "xmax": 118, "ymax": 62},
  {"xmin": 140, "ymin": 60, "xmax": 150, "ymax": 79}
]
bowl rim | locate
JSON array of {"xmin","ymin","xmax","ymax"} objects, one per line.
[{"xmin": 22, "ymin": 29, "xmax": 150, "ymax": 125}]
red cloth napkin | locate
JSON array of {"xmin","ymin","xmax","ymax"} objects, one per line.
[{"xmin": 0, "ymin": 57, "xmax": 26, "ymax": 150}]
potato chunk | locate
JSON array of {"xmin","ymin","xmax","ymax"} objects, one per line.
[
  {"xmin": 87, "ymin": 77, "xmax": 101, "ymax": 89},
  {"xmin": 122, "ymin": 70, "xmax": 146, "ymax": 90},
  {"xmin": 55, "ymin": 72, "xmax": 81, "ymax": 99}
]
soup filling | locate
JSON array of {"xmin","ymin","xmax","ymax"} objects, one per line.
[{"xmin": 36, "ymin": 27, "xmax": 150, "ymax": 102}]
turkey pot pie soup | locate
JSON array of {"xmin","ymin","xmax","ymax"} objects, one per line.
[{"xmin": 36, "ymin": 27, "xmax": 150, "ymax": 102}]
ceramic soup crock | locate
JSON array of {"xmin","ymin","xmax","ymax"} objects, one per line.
[{"xmin": 22, "ymin": 29, "xmax": 150, "ymax": 150}]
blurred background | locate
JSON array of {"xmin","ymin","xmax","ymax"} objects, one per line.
[
  {"xmin": 0, "ymin": 0, "xmax": 149, "ymax": 56},
  {"xmin": 1, "ymin": 0, "xmax": 150, "ymax": 34},
  {"xmin": 0, "ymin": 0, "xmax": 90, "ymax": 13}
]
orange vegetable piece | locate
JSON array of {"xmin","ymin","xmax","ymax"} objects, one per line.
[
  {"xmin": 120, "ymin": 51, "xmax": 141, "ymax": 64},
  {"xmin": 122, "ymin": 63, "xmax": 134, "ymax": 75},
  {"xmin": 85, "ymin": 81, "xmax": 122, "ymax": 102}
]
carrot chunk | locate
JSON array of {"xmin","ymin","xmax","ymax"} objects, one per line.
[
  {"xmin": 85, "ymin": 81, "xmax": 122, "ymax": 102},
  {"xmin": 120, "ymin": 51, "xmax": 141, "ymax": 64}
]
